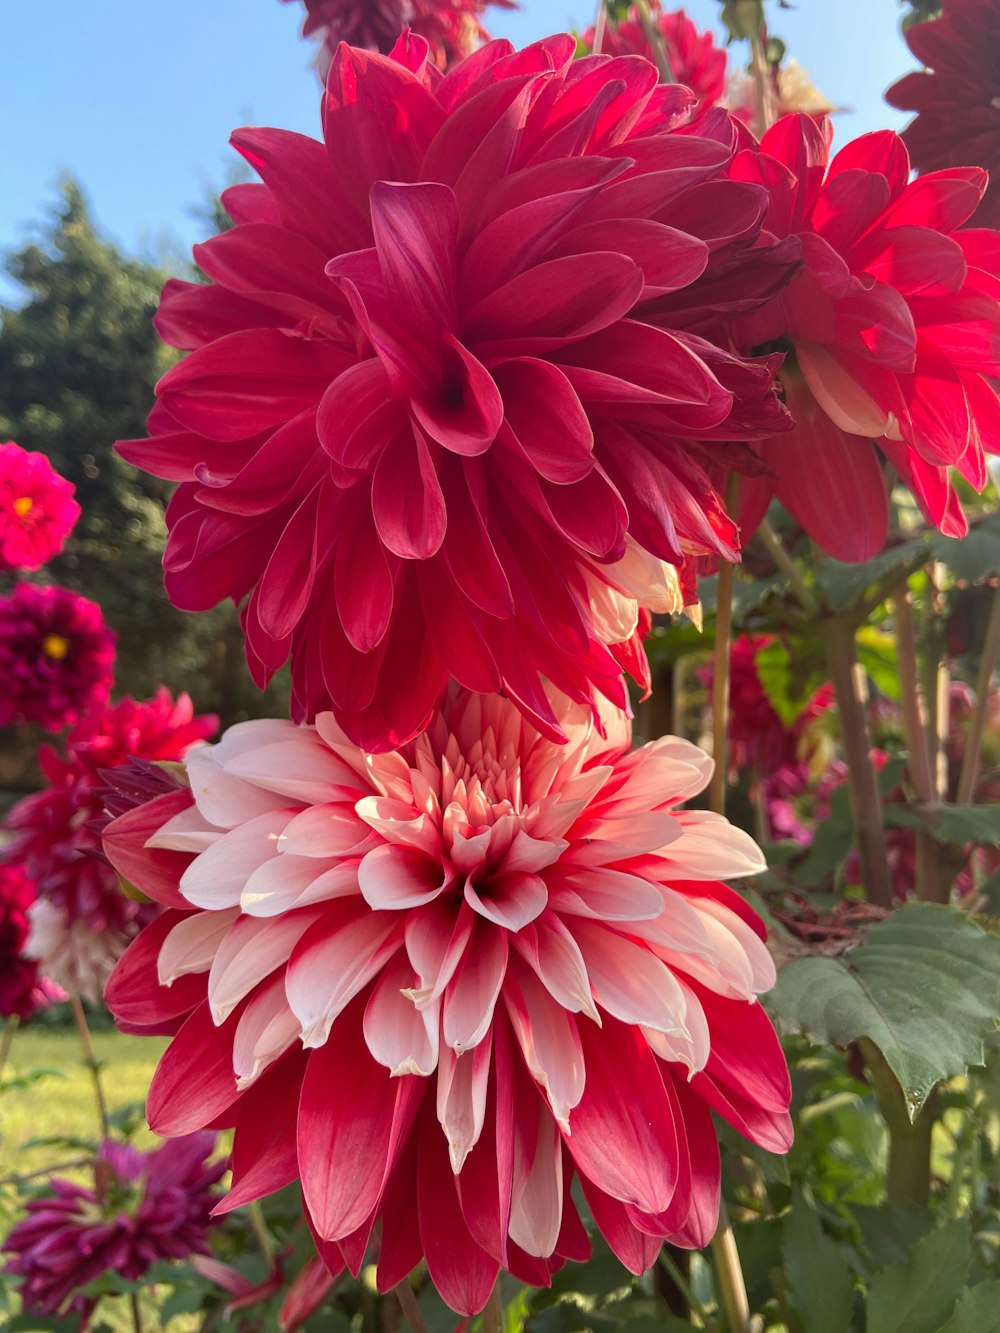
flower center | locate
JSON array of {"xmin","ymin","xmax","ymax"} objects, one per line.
[
  {"xmin": 42, "ymin": 633, "xmax": 71, "ymax": 661},
  {"xmin": 12, "ymin": 496, "xmax": 33, "ymax": 518}
]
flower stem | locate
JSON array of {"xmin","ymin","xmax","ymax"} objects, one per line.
[
  {"xmin": 130, "ymin": 1291, "xmax": 144, "ymax": 1333},
  {"xmin": 591, "ymin": 0, "xmax": 608, "ymax": 54},
  {"xmin": 483, "ymin": 1281, "xmax": 503, "ymax": 1333},
  {"xmin": 634, "ymin": 0, "xmax": 675, "ymax": 82},
  {"xmin": 69, "ymin": 991, "xmax": 110, "ymax": 1140},
  {"xmin": 709, "ymin": 476, "xmax": 741, "ymax": 817},
  {"xmin": 712, "ymin": 1203, "xmax": 751, "ymax": 1333},
  {"xmin": 757, "ymin": 519, "xmax": 818, "ymax": 615},
  {"xmin": 859, "ymin": 1038, "xmax": 934, "ymax": 1206},
  {"xmin": 955, "ymin": 582, "xmax": 1000, "ymax": 805},
  {"xmin": 0, "ymin": 1157, "xmax": 93, "ymax": 1188},
  {"xmin": 392, "ymin": 1279, "xmax": 428, "ymax": 1333},
  {"xmin": 821, "ymin": 619, "xmax": 893, "ymax": 908},
  {"xmin": 0, "ymin": 1013, "xmax": 19, "ymax": 1080},
  {"xmin": 892, "ymin": 586, "xmax": 935, "ymax": 806}
]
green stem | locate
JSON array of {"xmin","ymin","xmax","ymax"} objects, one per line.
[
  {"xmin": 0, "ymin": 1013, "xmax": 19, "ymax": 1080},
  {"xmin": 955, "ymin": 583, "xmax": 1000, "ymax": 805},
  {"xmin": 757, "ymin": 519, "xmax": 818, "ymax": 615},
  {"xmin": 482, "ymin": 1282, "xmax": 503, "ymax": 1333},
  {"xmin": 392, "ymin": 1280, "xmax": 428, "ymax": 1333},
  {"xmin": 70, "ymin": 992, "xmax": 110, "ymax": 1139},
  {"xmin": 634, "ymin": 0, "xmax": 675, "ymax": 82},
  {"xmin": 821, "ymin": 619, "xmax": 893, "ymax": 908},
  {"xmin": 712, "ymin": 1204, "xmax": 751, "ymax": 1333},
  {"xmin": 860, "ymin": 1038, "xmax": 934, "ymax": 1207},
  {"xmin": 130, "ymin": 1291, "xmax": 144, "ymax": 1333},
  {"xmin": 709, "ymin": 476, "xmax": 740, "ymax": 818}
]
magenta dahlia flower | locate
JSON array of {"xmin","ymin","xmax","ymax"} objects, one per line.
[
  {"xmin": 2, "ymin": 1134, "xmax": 224, "ymax": 1325},
  {"xmin": 103, "ymin": 690, "xmax": 791, "ymax": 1313},
  {"xmin": 582, "ymin": 5, "xmax": 727, "ymax": 110},
  {"xmin": 283, "ymin": 0, "xmax": 512, "ymax": 73},
  {"xmin": 3, "ymin": 689, "xmax": 218, "ymax": 998},
  {"xmin": 0, "ymin": 860, "xmax": 59, "ymax": 1019},
  {"xmin": 0, "ymin": 583, "xmax": 116, "ymax": 732},
  {"xmin": 725, "ymin": 114, "xmax": 1000, "ymax": 560},
  {"xmin": 119, "ymin": 33, "xmax": 799, "ymax": 751},
  {"xmin": 0, "ymin": 442, "xmax": 80, "ymax": 574},
  {"xmin": 886, "ymin": 0, "xmax": 1000, "ymax": 229}
]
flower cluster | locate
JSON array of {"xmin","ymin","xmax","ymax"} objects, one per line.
[
  {"xmin": 886, "ymin": 0, "xmax": 1000, "ymax": 229},
  {"xmin": 3, "ymin": 689, "xmax": 217, "ymax": 998},
  {"xmin": 282, "ymin": 0, "xmax": 512, "ymax": 74},
  {"xmin": 0, "ymin": 583, "xmax": 117, "ymax": 732},
  {"xmin": 0, "ymin": 861, "xmax": 59, "ymax": 1020},
  {"xmin": 581, "ymin": 6, "xmax": 727, "ymax": 111},
  {"xmin": 119, "ymin": 33, "xmax": 798, "ymax": 750},
  {"xmin": 2, "ymin": 1134, "xmax": 224, "ymax": 1325},
  {"xmin": 0, "ymin": 441, "xmax": 79, "ymax": 574},
  {"xmin": 103, "ymin": 690, "xmax": 790, "ymax": 1313},
  {"xmin": 725, "ymin": 114, "xmax": 1000, "ymax": 560}
]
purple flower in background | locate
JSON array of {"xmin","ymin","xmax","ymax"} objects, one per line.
[{"xmin": 2, "ymin": 1134, "xmax": 224, "ymax": 1325}]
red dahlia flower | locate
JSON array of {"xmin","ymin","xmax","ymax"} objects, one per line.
[
  {"xmin": 119, "ymin": 33, "xmax": 799, "ymax": 751},
  {"xmin": 582, "ymin": 5, "xmax": 727, "ymax": 111},
  {"xmin": 0, "ymin": 583, "xmax": 116, "ymax": 732},
  {"xmin": 282, "ymin": 0, "xmax": 512, "ymax": 73},
  {"xmin": 0, "ymin": 441, "xmax": 80, "ymax": 573},
  {"xmin": 2, "ymin": 1134, "xmax": 223, "ymax": 1325},
  {"xmin": 886, "ymin": 0, "xmax": 1000, "ymax": 229},
  {"xmin": 3, "ymin": 689, "xmax": 217, "ymax": 998},
  {"xmin": 0, "ymin": 861, "xmax": 58, "ymax": 1020},
  {"xmin": 103, "ymin": 690, "xmax": 791, "ymax": 1314},
  {"xmin": 726, "ymin": 114, "xmax": 1000, "ymax": 560}
]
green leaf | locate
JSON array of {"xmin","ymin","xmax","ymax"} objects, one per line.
[
  {"xmin": 754, "ymin": 638, "xmax": 829, "ymax": 726},
  {"xmin": 781, "ymin": 1194, "xmax": 855, "ymax": 1333},
  {"xmin": 765, "ymin": 903, "xmax": 1000, "ymax": 1117},
  {"xmin": 866, "ymin": 1218, "xmax": 970, "ymax": 1333},
  {"xmin": 931, "ymin": 512, "xmax": 1000, "ymax": 582},
  {"xmin": 849, "ymin": 1204, "xmax": 934, "ymax": 1273},
  {"xmin": 931, "ymin": 805, "xmax": 1000, "ymax": 848},
  {"xmin": 936, "ymin": 1281, "xmax": 1000, "ymax": 1333},
  {"xmin": 813, "ymin": 543, "xmax": 928, "ymax": 613}
]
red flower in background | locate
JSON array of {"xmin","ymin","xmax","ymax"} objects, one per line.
[
  {"xmin": 282, "ymin": 0, "xmax": 514, "ymax": 73},
  {"xmin": 120, "ymin": 34, "xmax": 798, "ymax": 752},
  {"xmin": 0, "ymin": 583, "xmax": 116, "ymax": 732},
  {"xmin": 0, "ymin": 442, "xmax": 80, "ymax": 573},
  {"xmin": 3, "ymin": 689, "xmax": 217, "ymax": 998},
  {"xmin": 102, "ymin": 691, "xmax": 790, "ymax": 1313},
  {"xmin": 0, "ymin": 861, "xmax": 59, "ymax": 1020},
  {"xmin": 726, "ymin": 114, "xmax": 1000, "ymax": 561},
  {"xmin": 886, "ymin": 0, "xmax": 1000, "ymax": 230},
  {"xmin": 2, "ymin": 1135, "xmax": 224, "ymax": 1325},
  {"xmin": 581, "ymin": 6, "xmax": 727, "ymax": 111}
]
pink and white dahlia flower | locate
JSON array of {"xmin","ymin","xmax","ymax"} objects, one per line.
[
  {"xmin": 103, "ymin": 690, "xmax": 791, "ymax": 1314},
  {"xmin": 0, "ymin": 441, "xmax": 80, "ymax": 574},
  {"xmin": 119, "ymin": 33, "xmax": 799, "ymax": 750},
  {"xmin": 0, "ymin": 860, "xmax": 59, "ymax": 1020},
  {"xmin": 2, "ymin": 1134, "xmax": 223, "ymax": 1325},
  {"xmin": 726, "ymin": 114, "xmax": 1000, "ymax": 560},
  {"xmin": 0, "ymin": 583, "xmax": 116, "ymax": 732}
]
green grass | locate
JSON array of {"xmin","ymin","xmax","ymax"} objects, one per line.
[{"xmin": 0, "ymin": 1026, "xmax": 168, "ymax": 1179}]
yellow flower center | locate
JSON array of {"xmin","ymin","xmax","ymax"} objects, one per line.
[
  {"xmin": 12, "ymin": 496, "xmax": 33, "ymax": 518},
  {"xmin": 42, "ymin": 633, "xmax": 71, "ymax": 661}
]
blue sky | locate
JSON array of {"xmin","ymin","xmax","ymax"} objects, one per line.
[{"xmin": 2, "ymin": 0, "xmax": 913, "ymax": 299}]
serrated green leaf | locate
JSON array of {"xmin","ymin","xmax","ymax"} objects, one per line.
[
  {"xmin": 814, "ymin": 543, "xmax": 928, "ymax": 613},
  {"xmin": 765, "ymin": 903, "xmax": 1000, "ymax": 1117},
  {"xmin": 931, "ymin": 513, "xmax": 1000, "ymax": 582},
  {"xmin": 781, "ymin": 1194, "xmax": 854, "ymax": 1333},
  {"xmin": 849, "ymin": 1203, "xmax": 934, "ymax": 1273},
  {"xmin": 866, "ymin": 1218, "xmax": 970, "ymax": 1333},
  {"xmin": 931, "ymin": 805, "xmax": 1000, "ymax": 848},
  {"xmin": 755, "ymin": 638, "xmax": 828, "ymax": 726},
  {"xmin": 936, "ymin": 1280, "xmax": 1000, "ymax": 1333}
]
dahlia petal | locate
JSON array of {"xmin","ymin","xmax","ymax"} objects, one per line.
[
  {"xmin": 369, "ymin": 181, "xmax": 459, "ymax": 344},
  {"xmin": 359, "ymin": 843, "xmax": 451, "ymax": 910},
  {"xmin": 364, "ymin": 956, "xmax": 440, "ymax": 1077},
  {"xmin": 159, "ymin": 909, "xmax": 240, "ymax": 986},
  {"xmin": 568, "ymin": 1016, "xmax": 678, "ymax": 1213},
  {"xmin": 504, "ymin": 965, "xmax": 585, "ymax": 1130},
  {"xmin": 217, "ymin": 1051, "xmax": 308, "ymax": 1214},
  {"xmin": 179, "ymin": 808, "xmax": 296, "ymax": 911},
  {"xmin": 232, "ymin": 974, "xmax": 300, "ymax": 1088},
  {"xmin": 513, "ymin": 914, "xmax": 598, "ymax": 1020},
  {"xmin": 186, "ymin": 737, "xmax": 295, "ymax": 827},
  {"xmin": 147, "ymin": 1000, "xmax": 242, "ymax": 1136},
  {"xmin": 405, "ymin": 900, "xmax": 476, "ymax": 1008},
  {"xmin": 665, "ymin": 811, "xmax": 767, "ymax": 879},
  {"xmin": 546, "ymin": 866, "xmax": 665, "ymax": 922},
  {"xmin": 101, "ymin": 789, "xmax": 197, "ymax": 909},
  {"xmin": 224, "ymin": 735, "xmax": 364, "ymax": 806},
  {"xmin": 569, "ymin": 921, "xmax": 688, "ymax": 1036},
  {"xmin": 509, "ymin": 1110, "xmax": 563, "ymax": 1258},
  {"xmin": 796, "ymin": 341, "xmax": 894, "ymax": 437},
  {"xmin": 105, "ymin": 912, "xmax": 208, "ymax": 1027},
  {"xmin": 641, "ymin": 980, "xmax": 711, "ymax": 1074},
  {"xmin": 465, "ymin": 872, "xmax": 548, "ymax": 931},
  {"xmin": 299, "ymin": 1005, "xmax": 424, "ymax": 1241},
  {"xmin": 334, "ymin": 507, "xmax": 396, "ymax": 653},
  {"xmin": 581, "ymin": 1179, "xmax": 662, "ymax": 1274},
  {"xmin": 147, "ymin": 802, "xmax": 224, "ymax": 855},
  {"xmin": 277, "ymin": 803, "xmax": 370, "ymax": 858},
  {"xmin": 194, "ymin": 224, "xmax": 343, "ymax": 325},
  {"xmin": 286, "ymin": 907, "xmax": 403, "ymax": 1048},
  {"xmin": 254, "ymin": 483, "xmax": 324, "ymax": 642},
  {"xmin": 208, "ymin": 907, "xmax": 325, "ymax": 1024},
  {"xmin": 371, "ymin": 427, "xmax": 448, "ymax": 559},
  {"xmin": 437, "ymin": 1036, "xmax": 492, "ymax": 1171},
  {"xmin": 442, "ymin": 922, "xmax": 508, "ymax": 1053}
]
